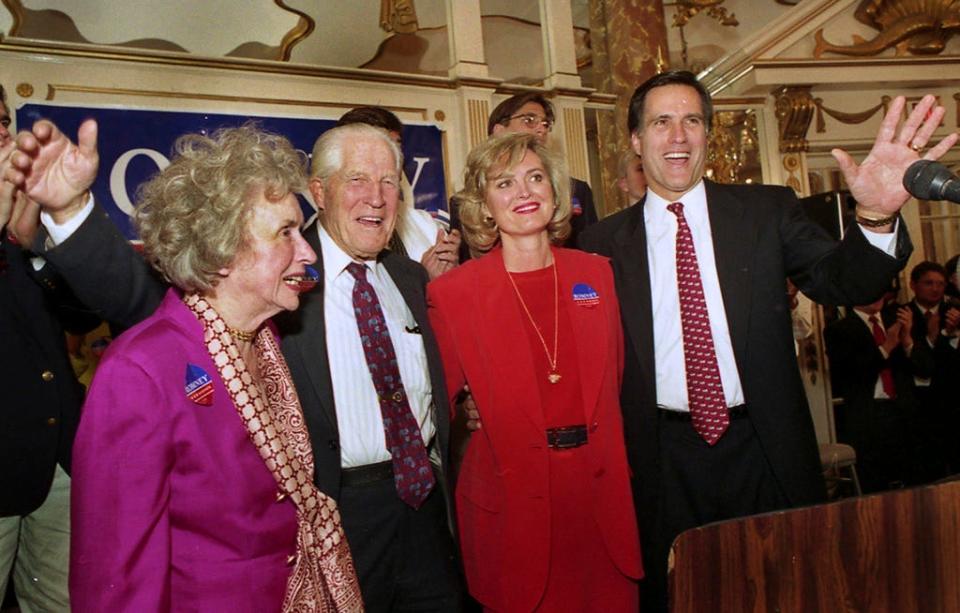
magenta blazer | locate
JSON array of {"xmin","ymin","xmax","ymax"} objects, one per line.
[{"xmin": 70, "ymin": 290, "xmax": 298, "ymax": 612}]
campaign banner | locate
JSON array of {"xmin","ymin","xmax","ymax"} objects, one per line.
[{"xmin": 16, "ymin": 104, "xmax": 448, "ymax": 240}]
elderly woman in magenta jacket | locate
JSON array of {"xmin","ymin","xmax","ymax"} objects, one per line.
[
  {"xmin": 10, "ymin": 121, "xmax": 363, "ymax": 612},
  {"xmin": 428, "ymin": 133, "xmax": 642, "ymax": 612}
]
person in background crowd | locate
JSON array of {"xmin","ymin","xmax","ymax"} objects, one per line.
[
  {"xmin": 825, "ymin": 297, "xmax": 930, "ymax": 491},
  {"xmin": 429, "ymin": 132, "xmax": 641, "ymax": 612},
  {"xmin": 904, "ymin": 260, "xmax": 960, "ymax": 481},
  {"xmin": 617, "ymin": 149, "xmax": 646, "ymax": 208},
  {"xmin": 0, "ymin": 84, "xmax": 99, "ymax": 613},
  {"xmin": 8, "ymin": 121, "xmax": 363, "ymax": 611},
  {"xmin": 451, "ymin": 93, "xmax": 599, "ymax": 257},
  {"xmin": 943, "ymin": 253, "xmax": 960, "ymax": 300},
  {"xmin": 336, "ymin": 106, "xmax": 461, "ymax": 280},
  {"xmin": 578, "ymin": 69, "xmax": 952, "ymax": 611},
  {"xmin": 6, "ymin": 118, "xmax": 464, "ymax": 612}
]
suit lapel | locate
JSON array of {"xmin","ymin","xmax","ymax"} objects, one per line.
[
  {"xmin": 291, "ymin": 230, "xmax": 340, "ymax": 438},
  {"xmin": 561, "ymin": 249, "xmax": 606, "ymax": 423},
  {"xmin": 705, "ymin": 180, "xmax": 753, "ymax": 364},
  {"xmin": 612, "ymin": 202, "xmax": 657, "ymax": 404}
]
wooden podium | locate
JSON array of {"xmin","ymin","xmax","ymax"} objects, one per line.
[{"xmin": 669, "ymin": 479, "xmax": 960, "ymax": 612}]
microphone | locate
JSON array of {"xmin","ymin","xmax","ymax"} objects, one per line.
[{"xmin": 903, "ymin": 160, "xmax": 960, "ymax": 203}]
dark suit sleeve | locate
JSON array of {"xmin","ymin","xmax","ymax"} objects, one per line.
[
  {"xmin": 42, "ymin": 205, "xmax": 166, "ymax": 329},
  {"xmin": 779, "ymin": 190, "xmax": 912, "ymax": 306}
]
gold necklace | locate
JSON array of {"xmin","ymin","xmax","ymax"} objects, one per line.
[
  {"xmin": 228, "ymin": 326, "xmax": 258, "ymax": 342},
  {"xmin": 506, "ymin": 259, "xmax": 560, "ymax": 384}
]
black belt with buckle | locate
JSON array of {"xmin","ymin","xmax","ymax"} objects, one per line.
[
  {"xmin": 341, "ymin": 460, "xmax": 394, "ymax": 487},
  {"xmin": 546, "ymin": 425, "xmax": 588, "ymax": 449}
]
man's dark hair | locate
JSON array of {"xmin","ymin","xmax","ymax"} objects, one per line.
[
  {"xmin": 0, "ymin": 83, "xmax": 7, "ymax": 108},
  {"xmin": 627, "ymin": 70, "xmax": 713, "ymax": 134},
  {"xmin": 336, "ymin": 106, "xmax": 403, "ymax": 136},
  {"xmin": 487, "ymin": 93, "xmax": 555, "ymax": 136},
  {"xmin": 910, "ymin": 260, "xmax": 948, "ymax": 283}
]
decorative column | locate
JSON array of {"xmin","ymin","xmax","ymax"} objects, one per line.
[
  {"xmin": 589, "ymin": 0, "xmax": 668, "ymax": 216},
  {"xmin": 773, "ymin": 85, "xmax": 815, "ymax": 196}
]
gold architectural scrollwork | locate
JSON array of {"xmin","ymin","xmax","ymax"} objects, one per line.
[
  {"xmin": 813, "ymin": 96, "xmax": 890, "ymax": 133},
  {"xmin": 275, "ymin": 0, "xmax": 315, "ymax": 61},
  {"xmin": 782, "ymin": 153, "xmax": 803, "ymax": 193},
  {"xmin": 2, "ymin": 0, "xmax": 25, "ymax": 36},
  {"xmin": 16, "ymin": 82, "xmax": 33, "ymax": 98},
  {"xmin": 774, "ymin": 86, "xmax": 815, "ymax": 153},
  {"xmin": 705, "ymin": 110, "xmax": 759, "ymax": 185},
  {"xmin": 380, "ymin": 0, "xmax": 418, "ymax": 34},
  {"xmin": 814, "ymin": 0, "xmax": 960, "ymax": 58},
  {"xmin": 672, "ymin": 1, "xmax": 738, "ymax": 28}
]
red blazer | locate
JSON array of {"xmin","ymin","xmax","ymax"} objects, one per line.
[{"xmin": 428, "ymin": 247, "xmax": 642, "ymax": 612}]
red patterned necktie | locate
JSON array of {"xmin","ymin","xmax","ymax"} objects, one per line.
[
  {"xmin": 667, "ymin": 202, "xmax": 730, "ymax": 445},
  {"xmin": 868, "ymin": 314, "xmax": 897, "ymax": 399},
  {"xmin": 347, "ymin": 262, "xmax": 435, "ymax": 508}
]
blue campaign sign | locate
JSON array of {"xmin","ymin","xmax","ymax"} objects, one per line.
[{"xmin": 16, "ymin": 104, "xmax": 448, "ymax": 240}]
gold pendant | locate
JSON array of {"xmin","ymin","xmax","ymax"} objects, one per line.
[{"xmin": 548, "ymin": 372, "xmax": 561, "ymax": 384}]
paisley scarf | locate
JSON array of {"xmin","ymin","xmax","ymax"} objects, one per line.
[{"xmin": 185, "ymin": 293, "xmax": 364, "ymax": 612}]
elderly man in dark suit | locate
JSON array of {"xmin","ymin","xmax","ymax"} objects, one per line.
[
  {"xmin": 6, "ymin": 119, "xmax": 463, "ymax": 612},
  {"xmin": 578, "ymin": 70, "xmax": 956, "ymax": 611}
]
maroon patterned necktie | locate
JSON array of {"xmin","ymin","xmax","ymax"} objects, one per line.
[
  {"xmin": 667, "ymin": 202, "xmax": 730, "ymax": 445},
  {"xmin": 868, "ymin": 315, "xmax": 897, "ymax": 399},
  {"xmin": 347, "ymin": 262, "xmax": 435, "ymax": 508}
]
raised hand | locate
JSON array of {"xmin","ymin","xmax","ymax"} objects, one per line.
[
  {"xmin": 5, "ymin": 119, "xmax": 99, "ymax": 225},
  {"xmin": 420, "ymin": 228, "xmax": 461, "ymax": 280},
  {"xmin": 896, "ymin": 305, "xmax": 914, "ymax": 348},
  {"xmin": 831, "ymin": 95, "xmax": 959, "ymax": 220}
]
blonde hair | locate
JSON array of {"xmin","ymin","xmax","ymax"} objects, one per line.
[
  {"xmin": 456, "ymin": 133, "xmax": 570, "ymax": 257},
  {"xmin": 135, "ymin": 123, "xmax": 307, "ymax": 292}
]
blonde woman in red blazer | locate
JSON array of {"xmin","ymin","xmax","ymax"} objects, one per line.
[{"xmin": 428, "ymin": 133, "xmax": 642, "ymax": 612}]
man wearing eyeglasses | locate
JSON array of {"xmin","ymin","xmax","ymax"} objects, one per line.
[{"xmin": 487, "ymin": 93, "xmax": 598, "ymax": 245}]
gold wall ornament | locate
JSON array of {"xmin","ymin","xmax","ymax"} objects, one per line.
[
  {"xmin": 705, "ymin": 109, "xmax": 760, "ymax": 185},
  {"xmin": 814, "ymin": 0, "xmax": 960, "ymax": 58},
  {"xmin": 813, "ymin": 96, "xmax": 891, "ymax": 133},
  {"xmin": 774, "ymin": 86, "xmax": 815, "ymax": 153},
  {"xmin": 380, "ymin": 0, "xmax": 419, "ymax": 34},
  {"xmin": 16, "ymin": 82, "xmax": 33, "ymax": 98},
  {"xmin": 276, "ymin": 0, "xmax": 315, "ymax": 61},
  {"xmin": 781, "ymin": 152, "xmax": 803, "ymax": 193},
  {"xmin": 672, "ymin": 0, "xmax": 739, "ymax": 28}
]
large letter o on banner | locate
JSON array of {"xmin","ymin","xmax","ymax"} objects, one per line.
[{"xmin": 110, "ymin": 148, "xmax": 170, "ymax": 216}]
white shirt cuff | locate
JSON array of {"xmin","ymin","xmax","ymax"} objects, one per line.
[
  {"xmin": 40, "ymin": 193, "xmax": 95, "ymax": 246},
  {"xmin": 857, "ymin": 218, "xmax": 899, "ymax": 256}
]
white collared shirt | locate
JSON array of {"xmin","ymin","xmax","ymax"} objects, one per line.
[
  {"xmin": 317, "ymin": 224, "xmax": 435, "ymax": 467},
  {"xmin": 645, "ymin": 182, "xmax": 745, "ymax": 411}
]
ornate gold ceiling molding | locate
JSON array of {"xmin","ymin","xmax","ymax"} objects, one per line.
[
  {"xmin": 276, "ymin": 0, "xmax": 315, "ymax": 61},
  {"xmin": 774, "ymin": 85, "xmax": 815, "ymax": 153},
  {"xmin": 814, "ymin": 0, "xmax": 960, "ymax": 59},
  {"xmin": 813, "ymin": 96, "xmax": 890, "ymax": 133}
]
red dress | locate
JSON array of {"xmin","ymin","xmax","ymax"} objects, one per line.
[
  {"xmin": 511, "ymin": 265, "xmax": 638, "ymax": 612},
  {"xmin": 427, "ymin": 247, "xmax": 642, "ymax": 613}
]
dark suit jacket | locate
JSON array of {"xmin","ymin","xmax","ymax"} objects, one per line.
[
  {"xmin": 1, "ymin": 234, "xmax": 98, "ymax": 515},
  {"xmin": 568, "ymin": 177, "xmax": 598, "ymax": 247},
  {"xmin": 43, "ymin": 207, "xmax": 452, "ymax": 502},
  {"xmin": 825, "ymin": 310, "xmax": 931, "ymax": 413},
  {"xmin": 578, "ymin": 180, "xmax": 912, "ymax": 538},
  {"xmin": 905, "ymin": 299, "xmax": 960, "ymax": 409}
]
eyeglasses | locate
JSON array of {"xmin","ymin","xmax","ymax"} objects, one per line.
[
  {"xmin": 506, "ymin": 113, "xmax": 553, "ymax": 132},
  {"xmin": 0, "ymin": 117, "xmax": 10, "ymax": 129}
]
